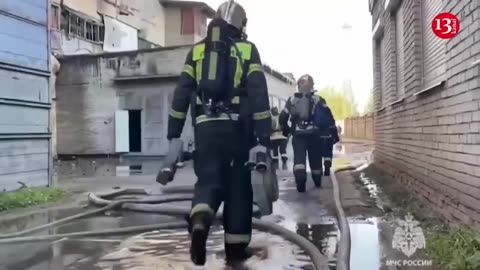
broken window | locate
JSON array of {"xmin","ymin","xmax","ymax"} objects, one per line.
[
  {"xmin": 85, "ymin": 21, "xmax": 93, "ymax": 40},
  {"xmin": 50, "ymin": 5, "xmax": 60, "ymax": 29},
  {"xmin": 60, "ymin": 8, "xmax": 104, "ymax": 43},
  {"xmin": 181, "ymin": 8, "xmax": 195, "ymax": 35}
]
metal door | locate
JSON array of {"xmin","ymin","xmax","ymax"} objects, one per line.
[{"xmin": 0, "ymin": 0, "xmax": 51, "ymax": 191}]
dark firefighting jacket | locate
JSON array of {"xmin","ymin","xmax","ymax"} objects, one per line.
[{"xmin": 167, "ymin": 36, "xmax": 271, "ymax": 142}]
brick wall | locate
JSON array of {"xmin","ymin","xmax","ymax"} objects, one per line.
[
  {"xmin": 344, "ymin": 115, "xmax": 375, "ymax": 140},
  {"xmin": 371, "ymin": 0, "xmax": 480, "ymax": 225}
]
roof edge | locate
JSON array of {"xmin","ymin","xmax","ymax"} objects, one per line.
[
  {"xmin": 58, "ymin": 45, "xmax": 294, "ymax": 85},
  {"xmin": 160, "ymin": 0, "xmax": 215, "ymax": 17}
]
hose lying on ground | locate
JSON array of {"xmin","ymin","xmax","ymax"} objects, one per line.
[
  {"xmin": 0, "ymin": 188, "xmax": 331, "ymax": 270},
  {"xmin": 331, "ymin": 166, "xmax": 358, "ymax": 270}
]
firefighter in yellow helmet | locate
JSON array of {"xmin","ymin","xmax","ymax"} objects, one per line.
[{"xmin": 166, "ymin": 0, "xmax": 271, "ymax": 266}]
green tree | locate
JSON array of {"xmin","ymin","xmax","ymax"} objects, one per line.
[
  {"xmin": 340, "ymin": 80, "xmax": 359, "ymax": 117},
  {"xmin": 316, "ymin": 85, "xmax": 358, "ymax": 120},
  {"xmin": 365, "ymin": 88, "xmax": 375, "ymax": 114}
]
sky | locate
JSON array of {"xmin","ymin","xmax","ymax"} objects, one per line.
[{"xmin": 204, "ymin": 0, "xmax": 374, "ymax": 113}]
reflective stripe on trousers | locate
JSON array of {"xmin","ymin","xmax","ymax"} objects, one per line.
[
  {"xmin": 294, "ymin": 164, "xmax": 306, "ymax": 171},
  {"xmin": 225, "ymin": 233, "xmax": 251, "ymax": 244}
]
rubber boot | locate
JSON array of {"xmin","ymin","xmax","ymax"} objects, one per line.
[
  {"xmin": 281, "ymin": 157, "xmax": 288, "ymax": 170},
  {"xmin": 312, "ymin": 175, "xmax": 322, "ymax": 188},
  {"xmin": 293, "ymin": 170, "xmax": 307, "ymax": 193},
  {"xmin": 225, "ymin": 244, "xmax": 253, "ymax": 266},
  {"xmin": 272, "ymin": 159, "xmax": 279, "ymax": 170},
  {"xmin": 324, "ymin": 160, "xmax": 332, "ymax": 176},
  {"xmin": 324, "ymin": 167, "xmax": 330, "ymax": 176},
  {"xmin": 187, "ymin": 212, "xmax": 213, "ymax": 266}
]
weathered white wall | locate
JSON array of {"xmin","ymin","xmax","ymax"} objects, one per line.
[
  {"xmin": 98, "ymin": 0, "xmax": 166, "ymax": 46},
  {"xmin": 57, "ymin": 46, "xmax": 295, "ymax": 156},
  {"xmin": 164, "ymin": 8, "xmax": 194, "ymax": 47},
  {"xmin": 60, "ymin": 35, "xmax": 103, "ymax": 55}
]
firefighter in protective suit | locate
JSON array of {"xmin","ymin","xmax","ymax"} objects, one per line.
[
  {"xmin": 270, "ymin": 107, "xmax": 289, "ymax": 170},
  {"xmin": 279, "ymin": 75, "xmax": 325, "ymax": 192},
  {"xmin": 316, "ymin": 96, "xmax": 340, "ymax": 176},
  {"xmin": 167, "ymin": 0, "xmax": 271, "ymax": 266}
]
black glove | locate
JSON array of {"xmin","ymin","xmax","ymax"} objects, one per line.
[
  {"xmin": 282, "ymin": 127, "xmax": 291, "ymax": 138},
  {"xmin": 333, "ymin": 135, "xmax": 340, "ymax": 144}
]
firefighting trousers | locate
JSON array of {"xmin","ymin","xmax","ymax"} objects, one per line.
[
  {"xmin": 292, "ymin": 134, "xmax": 323, "ymax": 185},
  {"xmin": 191, "ymin": 121, "xmax": 253, "ymax": 247},
  {"xmin": 320, "ymin": 137, "xmax": 333, "ymax": 172},
  {"xmin": 270, "ymin": 138, "xmax": 288, "ymax": 163}
]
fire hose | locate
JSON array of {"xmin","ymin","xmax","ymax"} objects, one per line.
[
  {"xmin": 0, "ymin": 140, "xmax": 355, "ymax": 270},
  {"xmin": 0, "ymin": 187, "xmax": 330, "ymax": 270}
]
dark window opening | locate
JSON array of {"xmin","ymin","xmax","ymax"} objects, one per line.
[
  {"xmin": 128, "ymin": 110, "xmax": 142, "ymax": 152},
  {"xmin": 50, "ymin": 5, "xmax": 60, "ymax": 29},
  {"xmin": 181, "ymin": 8, "xmax": 195, "ymax": 35}
]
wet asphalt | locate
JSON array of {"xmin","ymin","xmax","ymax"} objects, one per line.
[{"xmin": 0, "ymin": 142, "xmax": 385, "ymax": 270}]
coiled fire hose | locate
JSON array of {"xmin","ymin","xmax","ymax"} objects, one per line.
[{"xmin": 0, "ymin": 167, "xmax": 357, "ymax": 270}]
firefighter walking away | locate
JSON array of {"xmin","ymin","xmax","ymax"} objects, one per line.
[
  {"xmin": 270, "ymin": 107, "xmax": 289, "ymax": 170},
  {"xmin": 315, "ymin": 96, "xmax": 340, "ymax": 176},
  {"xmin": 166, "ymin": 0, "xmax": 271, "ymax": 266},
  {"xmin": 279, "ymin": 74, "xmax": 333, "ymax": 192}
]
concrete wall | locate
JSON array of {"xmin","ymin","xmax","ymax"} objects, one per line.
[
  {"xmin": 57, "ymin": 46, "xmax": 295, "ymax": 156},
  {"xmin": 51, "ymin": 0, "xmax": 211, "ymax": 53},
  {"xmin": 98, "ymin": 0, "xmax": 167, "ymax": 46},
  {"xmin": 59, "ymin": 35, "xmax": 103, "ymax": 55},
  {"xmin": 164, "ymin": 7, "xmax": 196, "ymax": 47},
  {"xmin": 371, "ymin": 0, "xmax": 480, "ymax": 225}
]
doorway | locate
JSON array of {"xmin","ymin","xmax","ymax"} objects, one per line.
[{"xmin": 128, "ymin": 110, "xmax": 142, "ymax": 152}]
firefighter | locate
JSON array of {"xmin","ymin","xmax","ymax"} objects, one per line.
[
  {"xmin": 166, "ymin": 0, "xmax": 271, "ymax": 266},
  {"xmin": 279, "ymin": 74, "xmax": 324, "ymax": 192},
  {"xmin": 270, "ymin": 106, "xmax": 289, "ymax": 170},
  {"xmin": 316, "ymin": 96, "xmax": 340, "ymax": 176}
]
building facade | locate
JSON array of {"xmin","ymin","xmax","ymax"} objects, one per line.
[
  {"xmin": 0, "ymin": 1, "xmax": 52, "ymax": 191},
  {"xmin": 370, "ymin": 0, "xmax": 480, "ymax": 225},
  {"xmin": 49, "ymin": 0, "xmax": 214, "ymax": 55},
  {"xmin": 56, "ymin": 46, "xmax": 295, "ymax": 156}
]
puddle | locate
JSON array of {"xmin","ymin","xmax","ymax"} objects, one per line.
[
  {"xmin": 0, "ymin": 207, "xmax": 182, "ymax": 236},
  {"xmin": 55, "ymin": 157, "xmax": 163, "ymax": 179},
  {"xmin": 0, "ymin": 224, "xmax": 314, "ymax": 270},
  {"xmin": 0, "ymin": 208, "xmax": 85, "ymax": 234},
  {"xmin": 349, "ymin": 217, "xmax": 381, "ymax": 270}
]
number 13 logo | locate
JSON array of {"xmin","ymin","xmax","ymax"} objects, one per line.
[{"xmin": 432, "ymin": 12, "xmax": 460, "ymax": 39}]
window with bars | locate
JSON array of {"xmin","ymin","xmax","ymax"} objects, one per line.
[{"xmin": 59, "ymin": 6, "xmax": 104, "ymax": 43}]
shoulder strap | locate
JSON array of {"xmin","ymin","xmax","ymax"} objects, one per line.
[{"xmin": 231, "ymin": 41, "xmax": 250, "ymax": 94}]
